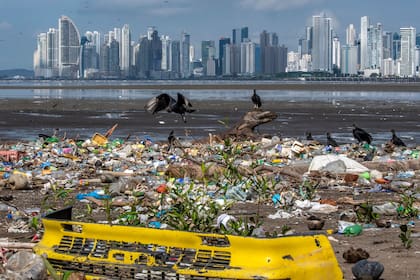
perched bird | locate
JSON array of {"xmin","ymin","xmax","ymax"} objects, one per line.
[
  {"xmin": 326, "ymin": 132, "xmax": 339, "ymax": 147},
  {"xmin": 306, "ymin": 132, "xmax": 314, "ymax": 141},
  {"xmin": 251, "ymin": 89, "xmax": 262, "ymax": 109},
  {"xmin": 352, "ymin": 124, "xmax": 372, "ymax": 144},
  {"xmin": 167, "ymin": 130, "xmax": 176, "ymax": 151},
  {"xmin": 145, "ymin": 92, "xmax": 195, "ymax": 123},
  {"xmin": 390, "ymin": 129, "xmax": 406, "ymax": 147}
]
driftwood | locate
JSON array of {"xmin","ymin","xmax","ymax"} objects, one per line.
[{"xmin": 195, "ymin": 109, "xmax": 278, "ymax": 143}]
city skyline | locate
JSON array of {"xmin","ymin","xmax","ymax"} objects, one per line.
[{"xmin": 2, "ymin": 0, "xmax": 420, "ymax": 70}]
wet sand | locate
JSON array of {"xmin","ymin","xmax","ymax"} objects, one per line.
[{"xmin": 0, "ymin": 98, "xmax": 419, "ymax": 145}]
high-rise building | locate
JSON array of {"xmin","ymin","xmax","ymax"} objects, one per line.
[
  {"xmin": 150, "ymin": 29, "xmax": 162, "ymax": 72},
  {"xmin": 400, "ymin": 27, "xmax": 416, "ymax": 77},
  {"xmin": 109, "ymin": 39, "xmax": 120, "ymax": 77},
  {"xmin": 332, "ymin": 36, "xmax": 341, "ymax": 69},
  {"xmin": 161, "ymin": 35, "xmax": 171, "ymax": 71},
  {"xmin": 341, "ymin": 45, "xmax": 358, "ymax": 75},
  {"xmin": 180, "ymin": 32, "xmax": 190, "ymax": 78},
  {"xmin": 169, "ymin": 40, "xmax": 180, "ymax": 76},
  {"xmin": 346, "ymin": 24, "xmax": 357, "ymax": 46},
  {"xmin": 34, "ymin": 33, "xmax": 47, "ymax": 77},
  {"xmin": 312, "ymin": 14, "xmax": 332, "ymax": 72},
  {"xmin": 367, "ymin": 23, "xmax": 383, "ymax": 71},
  {"xmin": 360, "ymin": 16, "xmax": 369, "ymax": 70},
  {"xmin": 201, "ymin": 40, "xmax": 215, "ymax": 75},
  {"xmin": 46, "ymin": 28, "xmax": 59, "ymax": 77},
  {"xmin": 241, "ymin": 41, "xmax": 258, "ymax": 75},
  {"xmin": 383, "ymin": 32, "xmax": 393, "ymax": 59},
  {"xmin": 232, "ymin": 27, "xmax": 248, "ymax": 45},
  {"xmin": 392, "ymin": 32, "xmax": 401, "ymax": 60},
  {"xmin": 121, "ymin": 24, "xmax": 131, "ymax": 77},
  {"xmin": 58, "ymin": 15, "xmax": 81, "ymax": 78},
  {"xmin": 218, "ymin": 37, "xmax": 231, "ymax": 75}
]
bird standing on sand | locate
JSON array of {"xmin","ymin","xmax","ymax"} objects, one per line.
[
  {"xmin": 352, "ymin": 124, "xmax": 372, "ymax": 144},
  {"xmin": 326, "ymin": 132, "xmax": 339, "ymax": 147},
  {"xmin": 251, "ymin": 89, "xmax": 262, "ymax": 109},
  {"xmin": 167, "ymin": 130, "xmax": 176, "ymax": 151},
  {"xmin": 145, "ymin": 92, "xmax": 195, "ymax": 123},
  {"xmin": 390, "ymin": 129, "xmax": 406, "ymax": 147},
  {"xmin": 306, "ymin": 132, "xmax": 314, "ymax": 141}
]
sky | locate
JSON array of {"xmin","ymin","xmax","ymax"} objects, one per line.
[{"xmin": 1, "ymin": 0, "xmax": 420, "ymax": 70}]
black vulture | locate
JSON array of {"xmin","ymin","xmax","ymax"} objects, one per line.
[
  {"xmin": 390, "ymin": 129, "xmax": 406, "ymax": 147},
  {"xmin": 306, "ymin": 132, "xmax": 314, "ymax": 141},
  {"xmin": 251, "ymin": 89, "xmax": 262, "ymax": 109},
  {"xmin": 352, "ymin": 124, "xmax": 372, "ymax": 144},
  {"xmin": 326, "ymin": 132, "xmax": 339, "ymax": 147},
  {"xmin": 145, "ymin": 92, "xmax": 195, "ymax": 123},
  {"xmin": 167, "ymin": 130, "xmax": 175, "ymax": 151}
]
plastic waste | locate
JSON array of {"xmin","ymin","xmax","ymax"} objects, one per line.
[
  {"xmin": 225, "ymin": 185, "xmax": 247, "ymax": 201},
  {"xmin": 4, "ymin": 251, "xmax": 47, "ymax": 280},
  {"xmin": 372, "ymin": 202, "xmax": 397, "ymax": 216},
  {"xmin": 76, "ymin": 190, "xmax": 111, "ymax": 200},
  {"xmin": 343, "ymin": 224, "xmax": 363, "ymax": 236}
]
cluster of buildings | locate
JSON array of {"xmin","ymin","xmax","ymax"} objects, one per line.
[
  {"xmin": 33, "ymin": 14, "xmax": 418, "ymax": 79},
  {"xmin": 288, "ymin": 14, "xmax": 417, "ymax": 77},
  {"xmin": 33, "ymin": 15, "xmax": 286, "ymax": 79}
]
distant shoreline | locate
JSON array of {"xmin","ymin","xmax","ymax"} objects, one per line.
[{"xmin": 1, "ymin": 81, "xmax": 420, "ymax": 92}]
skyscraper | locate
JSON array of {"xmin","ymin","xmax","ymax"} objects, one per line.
[
  {"xmin": 312, "ymin": 14, "xmax": 332, "ymax": 72},
  {"xmin": 360, "ymin": 16, "xmax": 369, "ymax": 70},
  {"xmin": 46, "ymin": 28, "xmax": 59, "ymax": 77},
  {"xmin": 58, "ymin": 15, "xmax": 81, "ymax": 78},
  {"xmin": 341, "ymin": 45, "xmax": 358, "ymax": 75},
  {"xmin": 121, "ymin": 24, "xmax": 131, "ymax": 77},
  {"xmin": 346, "ymin": 24, "xmax": 356, "ymax": 46},
  {"xmin": 169, "ymin": 40, "xmax": 180, "ymax": 77},
  {"xmin": 34, "ymin": 33, "xmax": 47, "ymax": 77},
  {"xmin": 232, "ymin": 27, "xmax": 248, "ymax": 45},
  {"xmin": 180, "ymin": 32, "xmax": 190, "ymax": 78},
  {"xmin": 332, "ymin": 36, "xmax": 341, "ymax": 69},
  {"xmin": 367, "ymin": 23, "xmax": 383, "ymax": 71},
  {"xmin": 400, "ymin": 27, "xmax": 416, "ymax": 77},
  {"xmin": 201, "ymin": 40, "xmax": 215, "ymax": 75},
  {"xmin": 218, "ymin": 37, "xmax": 230, "ymax": 75},
  {"xmin": 161, "ymin": 35, "xmax": 171, "ymax": 71}
]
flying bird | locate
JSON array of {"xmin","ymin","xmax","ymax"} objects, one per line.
[
  {"xmin": 326, "ymin": 132, "xmax": 339, "ymax": 147},
  {"xmin": 145, "ymin": 92, "xmax": 195, "ymax": 123},
  {"xmin": 251, "ymin": 89, "xmax": 262, "ymax": 109},
  {"xmin": 390, "ymin": 129, "xmax": 406, "ymax": 147},
  {"xmin": 352, "ymin": 124, "xmax": 372, "ymax": 144}
]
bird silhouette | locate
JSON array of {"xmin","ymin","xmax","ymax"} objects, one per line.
[
  {"xmin": 390, "ymin": 129, "xmax": 406, "ymax": 147},
  {"xmin": 306, "ymin": 132, "xmax": 314, "ymax": 141},
  {"xmin": 145, "ymin": 92, "xmax": 195, "ymax": 123},
  {"xmin": 326, "ymin": 132, "xmax": 339, "ymax": 147},
  {"xmin": 167, "ymin": 130, "xmax": 176, "ymax": 151},
  {"xmin": 251, "ymin": 89, "xmax": 262, "ymax": 109},
  {"xmin": 352, "ymin": 124, "xmax": 372, "ymax": 144}
]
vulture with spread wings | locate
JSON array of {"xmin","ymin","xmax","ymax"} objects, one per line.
[{"xmin": 145, "ymin": 92, "xmax": 195, "ymax": 123}]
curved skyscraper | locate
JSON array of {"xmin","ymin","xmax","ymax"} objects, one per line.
[{"xmin": 58, "ymin": 15, "xmax": 81, "ymax": 78}]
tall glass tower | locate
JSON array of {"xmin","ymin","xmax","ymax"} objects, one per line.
[
  {"xmin": 400, "ymin": 27, "xmax": 416, "ymax": 77},
  {"xmin": 360, "ymin": 16, "xmax": 369, "ymax": 70},
  {"xmin": 121, "ymin": 24, "xmax": 131, "ymax": 77},
  {"xmin": 58, "ymin": 15, "xmax": 81, "ymax": 78},
  {"xmin": 312, "ymin": 14, "xmax": 332, "ymax": 72},
  {"xmin": 180, "ymin": 32, "xmax": 190, "ymax": 78}
]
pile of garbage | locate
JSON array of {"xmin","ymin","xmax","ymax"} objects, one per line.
[{"xmin": 0, "ymin": 127, "xmax": 419, "ymax": 279}]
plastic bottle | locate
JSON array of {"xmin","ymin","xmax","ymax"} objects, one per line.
[{"xmin": 343, "ymin": 224, "xmax": 363, "ymax": 236}]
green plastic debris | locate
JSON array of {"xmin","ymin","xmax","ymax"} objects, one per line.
[
  {"xmin": 343, "ymin": 224, "xmax": 363, "ymax": 236},
  {"xmin": 359, "ymin": 171, "xmax": 370, "ymax": 180}
]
